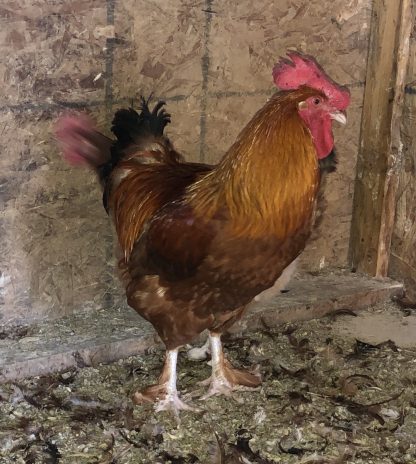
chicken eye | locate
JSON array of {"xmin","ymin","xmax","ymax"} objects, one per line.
[{"xmin": 313, "ymin": 98, "xmax": 321, "ymax": 105}]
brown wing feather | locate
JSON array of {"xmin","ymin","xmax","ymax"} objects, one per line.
[
  {"xmin": 109, "ymin": 156, "xmax": 212, "ymax": 260},
  {"xmin": 144, "ymin": 203, "xmax": 215, "ymax": 281}
]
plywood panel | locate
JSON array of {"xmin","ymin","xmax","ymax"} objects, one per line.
[
  {"xmin": 207, "ymin": 0, "xmax": 369, "ymax": 94},
  {"xmin": 111, "ymin": 0, "xmax": 205, "ymax": 104},
  {"xmin": 0, "ymin": 0, "xmax": 107, "ymax": 106}
]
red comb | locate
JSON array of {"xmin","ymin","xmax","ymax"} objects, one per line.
[{"xmin": 272, "ymin": 51, "xmax": 350, "ymax": 110}]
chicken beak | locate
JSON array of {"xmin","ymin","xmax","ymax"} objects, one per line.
[{"xmin": 330, "ymin": 111, "xmax": 347, "ymax": 125}]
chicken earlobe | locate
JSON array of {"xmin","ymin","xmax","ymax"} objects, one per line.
[
  {"xmin": 200, "ymin": 333, "xmax": 261, "ymax": 399},
  {"xmin": 132, "ymin": 349, "xmax": 195, "ymax": 416}
]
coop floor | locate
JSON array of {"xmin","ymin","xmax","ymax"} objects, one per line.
[{"xmin": 1, "ymin": 300, "xmax": 416, "ymax": 463}]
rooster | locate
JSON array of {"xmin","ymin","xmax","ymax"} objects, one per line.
[{"xmin": 55, "ymin": 52, "xmax": 350, "ymax": 414}]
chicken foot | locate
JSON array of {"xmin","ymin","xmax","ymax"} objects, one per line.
[
  {"xmin": 132, "ymin": 349, "xmax": 194, "ymax": 415},
  {"xmin": 200, "ymin": 332, "xmax": 261, "ymax": 399}
]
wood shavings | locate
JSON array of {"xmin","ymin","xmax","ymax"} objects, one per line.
[{"xmin": 0, "ymin": 301, "xmax": 415, "ymax": 463}]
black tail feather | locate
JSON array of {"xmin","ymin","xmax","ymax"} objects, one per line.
[
  {"xmin": 111, "ymin": 96, "xmax": 171, "ymax": 148},
  {"xmin": 100, "ymin": 97, "xmax": 172, "ymax": 214}
]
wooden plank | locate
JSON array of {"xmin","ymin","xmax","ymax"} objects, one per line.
[
  {"xmin": 349, "ymin": 0, "xmax": 413, "ymax": 276},
  {"xmin": 389, "ymin": 6, "xmax": 416, "ymax": 298},
  {"xmin": 0, "ymin": 273, "xmax": 403, "ymax": 382},
  {"xmin": 376, "ymin": 0, "xmax": 413, "ymax": 276}
]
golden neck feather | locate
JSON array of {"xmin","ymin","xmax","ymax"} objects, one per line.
[{"xmin": 188, "ymin": 89, "xmax": 320, "ymax": 238}]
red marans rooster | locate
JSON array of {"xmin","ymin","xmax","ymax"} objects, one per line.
[{"xmin": 56, "ymin": 52, "xmax": 350, "ymax": 414}]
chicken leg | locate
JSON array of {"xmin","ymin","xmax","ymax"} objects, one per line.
[
  {"xmin": 201, "ymin": 332, "xmax": 261, "ymax": 399},
  {"xmin": 132, "ymin": 349, "xmax": 194, "ymax": 415}
]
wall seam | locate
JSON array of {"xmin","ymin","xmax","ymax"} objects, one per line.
[{"xmin": 198, "ymin": 0, "xmax": 214, "ymax": 162}]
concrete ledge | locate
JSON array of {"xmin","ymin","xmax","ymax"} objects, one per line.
[{"xmin": 0, "ymin": 272, "xmax": 403, "ymax": 382}]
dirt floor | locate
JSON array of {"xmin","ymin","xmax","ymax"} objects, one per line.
[{"xmin": 1, "ymin": 300, "xmax": 415, "ymax": 464}]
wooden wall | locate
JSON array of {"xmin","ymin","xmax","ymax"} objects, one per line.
[
  {"xmin": 0, "ymin": 0, "xmax": 371, "ymax": 324},
  {"xmin": 390, "ymin": 8, "xmax": 416, "ymax": 298}
]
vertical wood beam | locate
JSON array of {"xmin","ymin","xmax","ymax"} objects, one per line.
[{"xmin": 349, "ymin": 0, "xmax": 412, "ymax": 277}]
